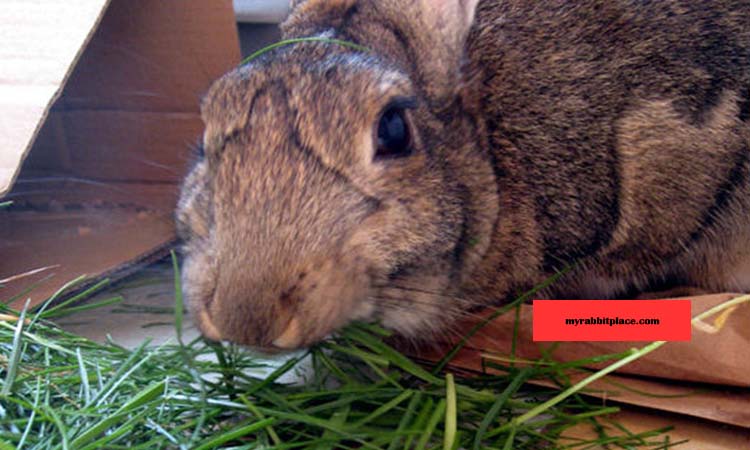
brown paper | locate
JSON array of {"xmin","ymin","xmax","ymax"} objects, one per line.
[
  {"xmin": 415, "ymin": 294, "xmax": 750, "ymax": 444},
  {"xmin": 563, "ymin": 409, "xmax": 750, "ymax": 450},
  {"xmin": 439, "ymin": 294, "xmax": 750, "ymax": 386}
]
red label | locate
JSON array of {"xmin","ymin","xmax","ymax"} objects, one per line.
[{"xmin": 533, "ymin": 300, "xmax": 691, "ymax": 341}]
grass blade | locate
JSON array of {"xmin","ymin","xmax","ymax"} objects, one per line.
[
  {"xmin": 474, "ymin": 368, "xmax": 532, "ymax": 448},
  {"xmin": 1, "ymin": 300, "xmax": 29, "ymax": 396},
  {"xmin": 444, "ymin": 373, "xmax": 457, "ymax": 450},
  {"xmin": 193, "ymin": 418, "xmax": 276, "ymax": 450},
  {"xmin": 171, "ymin": 251, "xmax": 184, "ymax": 344},
  {"xmin": 351, "ymin": 390, "xmax": 413, "ymax": 429},
  {"xmin": 76, "ymin": 348, "xmax": 91, "ymax": 404},
  {"xmin": 240, "ymin": 37, "xmax": 368, "ymax": 66},
  {"xmin": 415, "ymin": 398, "xmax": 446, "ymax": 450}
]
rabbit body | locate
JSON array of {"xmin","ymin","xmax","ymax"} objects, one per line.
[{"xmin": 177, "ymin": 0, "xmax": 750, "ymax": 349}]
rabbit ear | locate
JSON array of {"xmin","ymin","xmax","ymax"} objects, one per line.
[
  {"xmin": 420, "ymin": 0, "xmax": 479, "ymax": 44},
  {"xmin": 283, "ymin": 0, "xmax": 479, "ymax": 100},
  {"xmin": 409, "ymin": 0, "xmax": 480, "ymax": 100}
]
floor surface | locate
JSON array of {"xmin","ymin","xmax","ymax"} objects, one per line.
[{"xmin": 55, "ymin": 260, "xmax": 190, "ymax": 347}]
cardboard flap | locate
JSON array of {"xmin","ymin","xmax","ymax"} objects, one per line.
[
  {"xmin": 0, "ymin": 0, "xmax": 111, "ymax": 196},
  {"xmin": 1, "ymin": 0, "xmax": 241, "ymax": 307}
]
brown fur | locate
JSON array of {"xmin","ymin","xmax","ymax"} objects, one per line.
[{"xmin": 176, "ymin": 0, "xmax": 750, "ymax": 349}]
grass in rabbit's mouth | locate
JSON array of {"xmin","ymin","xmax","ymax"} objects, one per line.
[{"xmin": 4, "ymin": 256, "xmax": 744, "ymax": 449}]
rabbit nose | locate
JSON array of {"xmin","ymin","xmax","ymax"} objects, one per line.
[{"xmin": 272, "ymin": 316, "xmax": 302, "ymax": 349}]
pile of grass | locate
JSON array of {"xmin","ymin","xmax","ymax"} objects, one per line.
[{"xmin": 0, "ymin": 257, "xmax": 701, "ymax": 449}]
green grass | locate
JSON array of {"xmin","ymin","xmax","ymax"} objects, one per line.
[
  {"xmin": 3, "ymin": 260, "xmax": 731, "ymax": 449},
  {"xmin": 239, "ymin": 38, "xmax": 369, "ymax": 67}
]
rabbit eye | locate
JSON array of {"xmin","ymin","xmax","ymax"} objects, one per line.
[{"xmin": 375, "ymin": 107, "xmax": 412, "ymax": 159}]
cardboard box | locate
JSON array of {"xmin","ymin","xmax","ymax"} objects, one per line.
[{"xmin": 0, "ymin": 0, "xmax": 241, "ymax": 307}]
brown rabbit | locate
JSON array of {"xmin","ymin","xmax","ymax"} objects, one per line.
[{"xmin": 176, "ymin": 0, "xmax": 750, "ymax": 350}]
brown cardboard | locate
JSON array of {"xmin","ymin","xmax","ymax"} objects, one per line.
[
  {"xmin": 1, "ymin": 0, "xmax": 241, "ymax": 307},
  {"xmin": 0, "ymin": 0, "xmax": 111, "ymax": 194},
  {"xmin": 415, "ymin": 294, "xmax": 750, "ymax": 444},
  {"xmin": 563, "ymin": 409, "xmax": 750, "ymax": 450},
  {"xmin": 440, "ymin": 294, "xmax": 750, "ymax": 386}
]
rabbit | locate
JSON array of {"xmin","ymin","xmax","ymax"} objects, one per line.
[{"xmin": 176, "ymin": 0, "xmax": 750, "ymax": 350}]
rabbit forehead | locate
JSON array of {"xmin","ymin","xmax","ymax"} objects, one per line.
[
  {"xmin": 201, "ymin": 51, "xmax": 413, "ymax": 181},
  {"xmin": 289, "ymin": 53, "xmax": 413, "ymax": 129},
  {"xmin": 200, "ymin": 46, "xmax": 409, "ymax": 149}
]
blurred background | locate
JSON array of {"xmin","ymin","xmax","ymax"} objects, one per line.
[{"xmin": 234, "ymin": 0, "xmax": 285, "ymax": 55}]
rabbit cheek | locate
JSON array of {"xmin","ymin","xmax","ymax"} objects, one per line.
[
  {"xmin": 176, "ymin": 161, "xmax": 211, "ymax": 243},
  {"xmin": 180, "ymin": 247, "xmax": 221, "ymax": 340},
  {"xmin": 377, "ymin": 265, "xmax": 458, "ymax": 338}
]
